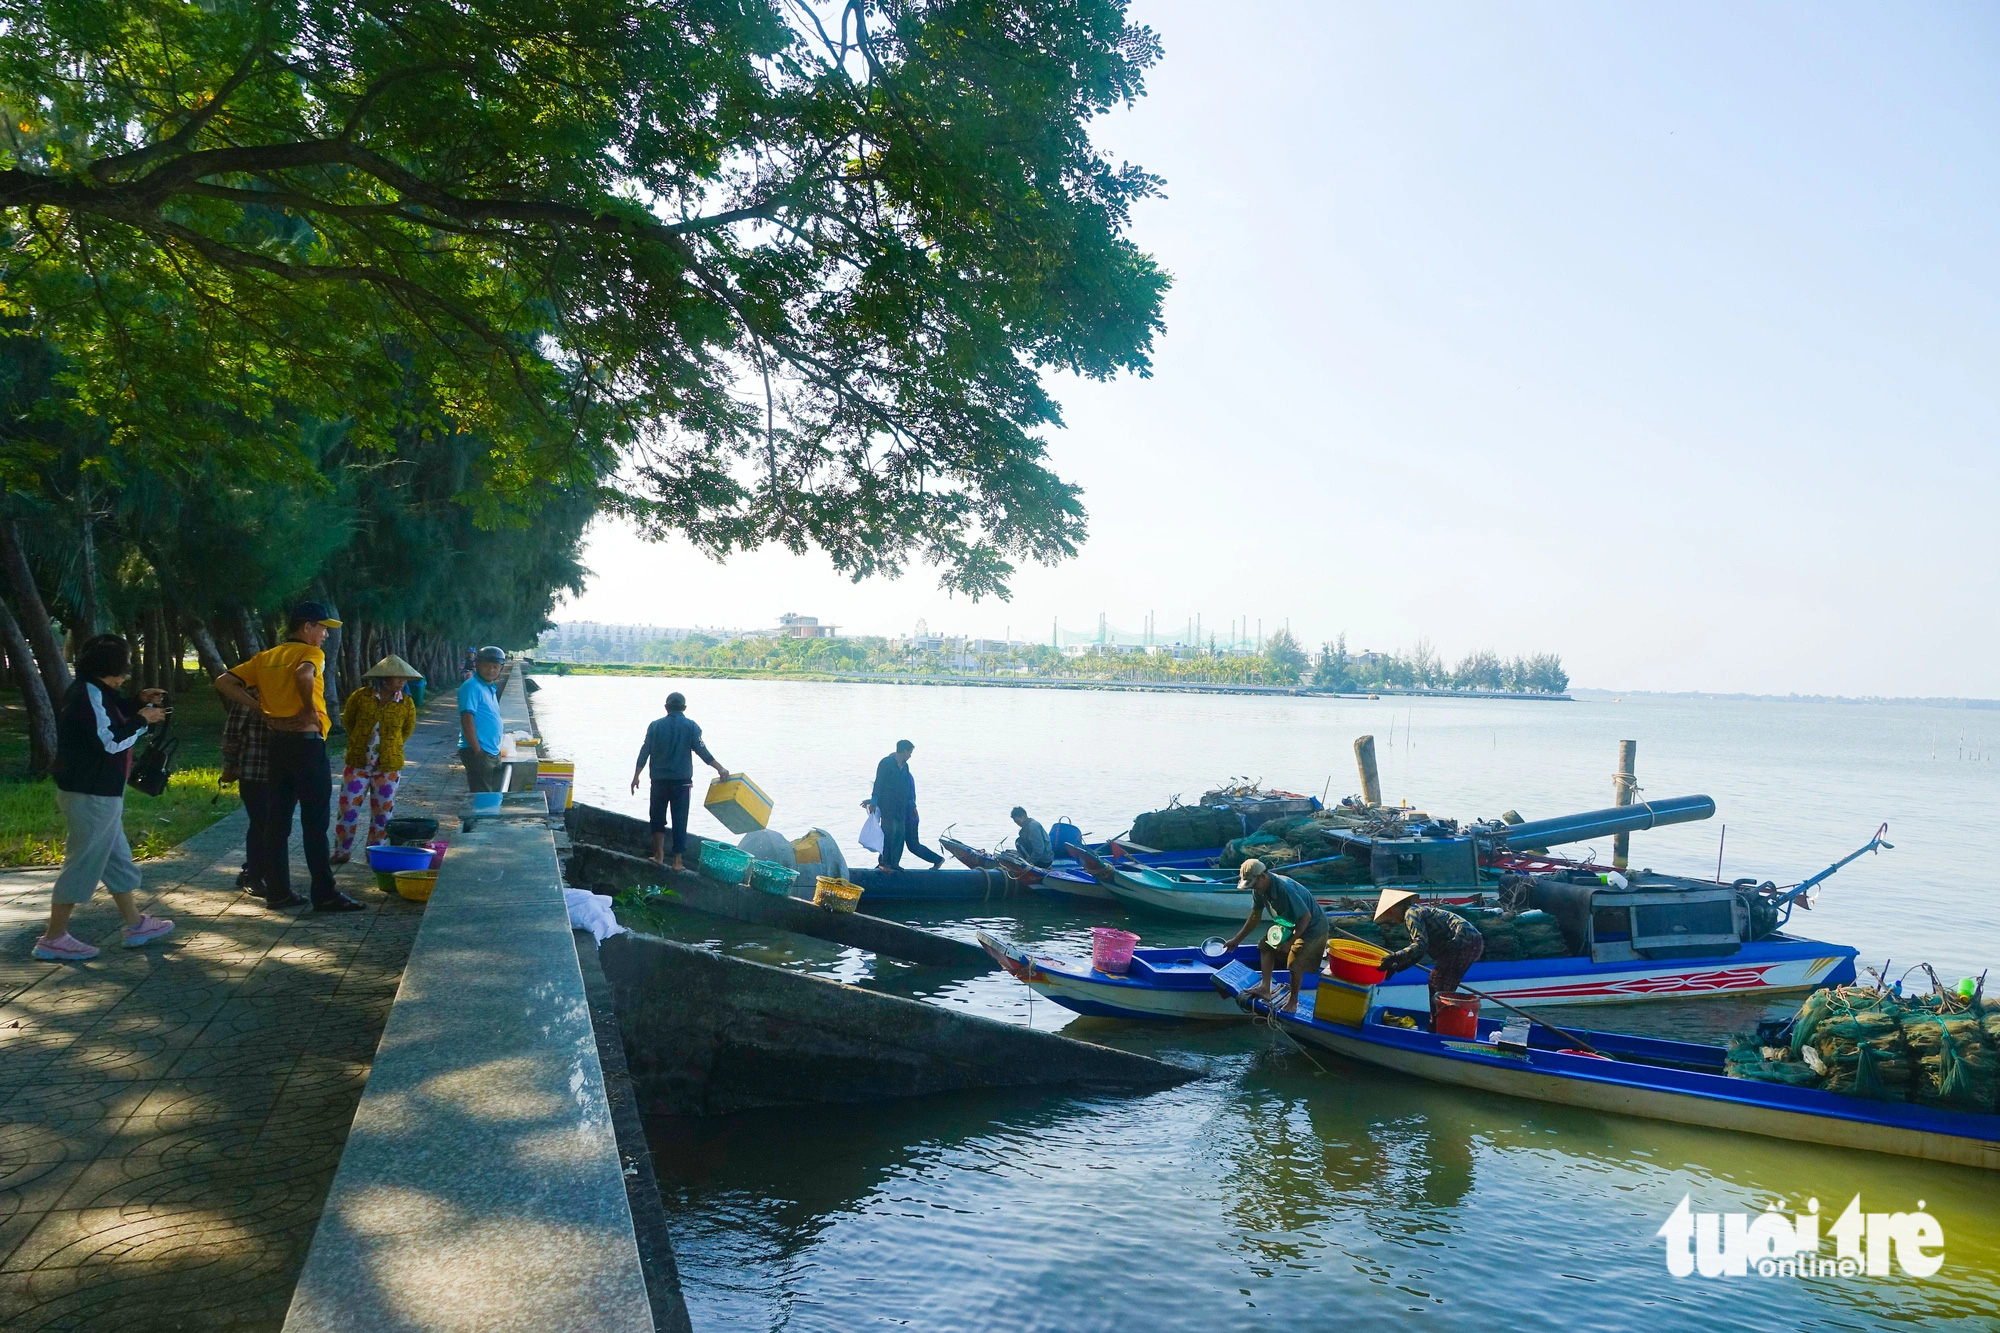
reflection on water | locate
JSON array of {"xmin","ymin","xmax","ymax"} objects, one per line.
[{"xmin": 534, "ymin": 678, "xmax": 2000, "ymax": 1329}]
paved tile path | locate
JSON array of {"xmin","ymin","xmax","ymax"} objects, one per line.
[{"xmin": 0, "ymin": 701, "xmax": 470, "ymax": 1331}]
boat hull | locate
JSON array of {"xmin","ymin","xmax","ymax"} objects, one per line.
[
  {"xmin": 1283, "ymin": 1015, "xmax": 2000, "ymax": 1172},
  {"xmin": 983, "ymin": 937, "xmax": 1857, "ymax": 1023}
]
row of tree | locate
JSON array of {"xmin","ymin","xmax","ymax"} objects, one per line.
[
  {"xmin": 0, "ymin": 336, "xmax": 600, "ymax": 774},
  {"xmin": 1310, "ymin": 635, "xmax": 1570, "ymax": 694},
  {"xmin": 552, "ymin": 626, "xmax": 1568, "ymax": 693}
]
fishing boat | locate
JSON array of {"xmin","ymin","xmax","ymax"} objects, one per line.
[
  {"xmin": 1210, "ymin": 966, "xmax": 2000, "ymax": 1172},
  {"xmin": 978, "ymin": 933, "xmax": 1857, "ymax": 1022}
]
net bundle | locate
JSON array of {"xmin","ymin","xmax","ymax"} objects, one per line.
[
  {"xmin": 1326, "ymin": 906, "xmax": 1573, "ymax": 962},
  {"xmin": 1727, "ymin": 980, "xmax": 2000, "ymax": 1112}
]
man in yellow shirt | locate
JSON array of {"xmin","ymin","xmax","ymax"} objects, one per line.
[{"xmin": 215, "ymin": 602, "xmax": 363, "ymax": 912}]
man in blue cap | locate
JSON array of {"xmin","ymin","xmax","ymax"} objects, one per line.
[{"xmin": 459, "ymin": 646, "xmax": 507, "ymax": 792}]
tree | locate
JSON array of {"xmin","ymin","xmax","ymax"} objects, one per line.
[
  {"xmin": 1262, "ymin": 627, "xmax": 1307, "ymax": 684},
  {"xmin": 1453, "ymin": 648, "xmax": 1503, "ymax": 691},
  {"xmin": 1313, "ymin": 633, "xmax": 1352, "ymax": 692},
  {"xmin": 1, "ymin": 0, "xmax": 1168, "ymax": 598}
]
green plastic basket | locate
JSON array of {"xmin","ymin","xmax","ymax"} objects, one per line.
[
  {"xmin": 698, "ymin": 840, "xmax": 753, "ymax": 884},
  {"xmin": 746, "ymin": 859, "xmax": 795, "ymax": 897}
]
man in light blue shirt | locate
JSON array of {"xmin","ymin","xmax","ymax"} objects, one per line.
[{"xmin": 458, "ymin": 646, "xmax": 506, "ymax": 792}]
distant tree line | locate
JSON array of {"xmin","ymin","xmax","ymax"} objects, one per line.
[
  {"xmin": 549, "ymin": 625, "xmax": 1568, "ymax": 694},
  {"xmin": 1311, "ymin": 634, "xmax": 1569, "ymax": 694}
]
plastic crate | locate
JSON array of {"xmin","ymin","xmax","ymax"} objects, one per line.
[
  {"xmin": 746, "ymin": 859, "xmax": 795, "ymax": 896},
  {"xmin": 704, "ymin": 774, "xmax": 774, "ymax": 833},
  {"xmin": 698, "ymin": 840, "xmax": 753, "ymax": 884}
]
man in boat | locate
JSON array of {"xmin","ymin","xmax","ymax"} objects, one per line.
[
  {"xmin": 1217, "ymin": 858, "xmax": 1331, "ymax": 1014},
  {"xmin": 630, "ymin": 691, "xmax": 730, "ymax": 871},
  {"xmin": 1011, "ymin": 807, "xmax": 1053, "ymax": 867},
  {"xmin": 870, "ymin": 740, "xmax": 943, "ymax": 871},
  {"xmin": 1374, "ymin": 889, "xmax": 1485, "ymax": 1019}
]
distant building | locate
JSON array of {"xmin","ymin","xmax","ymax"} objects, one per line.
[{"xmin": 774, "ymin": 612, "xmax": 837, "ymax": 639}]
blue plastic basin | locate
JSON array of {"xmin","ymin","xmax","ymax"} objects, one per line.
[{"xmin": 365, "ymin": 844, "xmax": 436, "ymax": 872}]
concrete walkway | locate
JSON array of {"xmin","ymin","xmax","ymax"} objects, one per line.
[{"xmin": 0, "ymin": 698, "xmax": 469, "ymax": 1331}]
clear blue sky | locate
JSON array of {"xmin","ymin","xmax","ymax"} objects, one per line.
[{"xmin": 567, "ymin": 1, "xmax": 2000, "ymax": 696}]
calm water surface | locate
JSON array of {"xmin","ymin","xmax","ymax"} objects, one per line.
[{"xmin": 532, "ymin": 675, "xmax": 2000, "ymax": 1331}]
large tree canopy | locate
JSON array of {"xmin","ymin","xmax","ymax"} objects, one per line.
[{"xmin": 1, "ymin": 0, "xmax": 1168, "ymax": 596}]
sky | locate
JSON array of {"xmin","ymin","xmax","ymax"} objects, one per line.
[{"xmin": 560, "ymin": 2, "xmax": 2000, "ymax": 697}]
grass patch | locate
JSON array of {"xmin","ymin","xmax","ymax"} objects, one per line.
[{"xmin": 0, "ymin": 680, "xmax": 239, "ymax": 868}]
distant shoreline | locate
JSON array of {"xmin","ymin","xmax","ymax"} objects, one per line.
[
  {"xmin": 527, "ymin": 660, "xmax": 1573, "ymax": 701},
  {"xmin": 1574, "ymin": 688, "xmax": 2000, "ymax": 709}
]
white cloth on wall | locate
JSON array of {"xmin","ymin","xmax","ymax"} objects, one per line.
[{"xmin": 564, "ymin": 887, "xmax": 625, "ymax": 943}]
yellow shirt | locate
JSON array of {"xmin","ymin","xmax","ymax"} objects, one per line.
[{"xmin": 230, "ymin": 642, "xmax": 330, "ymax": 737}]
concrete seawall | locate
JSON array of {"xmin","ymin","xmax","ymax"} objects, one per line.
[{"xmin": 281, "ymin": 666, "xmax": 682, "ymax": 1332}]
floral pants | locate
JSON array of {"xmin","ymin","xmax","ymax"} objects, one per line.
[{"xmin": 334, "ymin": 768, "xmax": 401, "ymax": 859}]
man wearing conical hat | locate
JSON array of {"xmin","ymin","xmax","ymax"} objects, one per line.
[
  {"xmin": 1375, "ymin": 889, "xmax": 1486, "ymax": 1021},
  {"xmin": 332, "ymin": 655, "xmax": 423, "ymax": 866}
]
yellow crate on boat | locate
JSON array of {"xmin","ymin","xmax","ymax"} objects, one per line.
[
  {"xmin": 1310, "ymin": 978, "xmax": 1371, "ymax": 1027},
  {"xmin": 704, "ymin": 773, "xmax": 774, "ymax": 833}
]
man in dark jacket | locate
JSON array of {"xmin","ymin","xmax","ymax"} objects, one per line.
[
  {"xmin": 629, "ymin": 691, "xmax": 728, "ymax": 870},
  {"xmin": 869, "ymin": 740, "xmax": 943, "ymax": 871},
  {"xmin": 34, "ymin": 635, "xmax": 176, "ymax": 961}
]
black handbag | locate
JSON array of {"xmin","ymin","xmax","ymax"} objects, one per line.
[{"xmin": 128, "ymin": 719, "xmax": 178, "ymax": 798}]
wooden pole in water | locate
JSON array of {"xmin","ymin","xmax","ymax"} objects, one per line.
[
  {"xmin": 1612, "ymin": 739, "xmax": 1638, "ymax": 869},
  {"xmin": 1354, "ymin": 735, "xmax": 1383, "ymax": 807}
]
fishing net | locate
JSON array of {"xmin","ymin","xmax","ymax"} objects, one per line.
[
  {"xmin": 1725, "ymin": 1036, "xmax": 1825, "ymax": 1088},
  {"xmin": 1901, "ymin": 1013, "xmax": 1999, "ymax": 1112},
  {"xmin": 1813, "ymin": 992, "xmax": 1913, "ymax": 1101},
  {"xmin": 1130, "ymin": 804, "xmax": 1245, "ymax": 852},
  {"xmin": 1788, "ymin": 989, "xmax": 1832, "ymax": 1058},
  {"xmin": 1328, "ymin": 908, "xmax": 1574, "ymax": 962},
  {"xmin": 1735, "ymin": 978, "xmax": 2000, "ymax": 1107},
  {"xmin": 1287, "ymin": 857, "xmax": 1369, "ymax": 888},
  {"xmin": 1220, "ymin": 833, "xmax": 1299, "ymax": 869}
]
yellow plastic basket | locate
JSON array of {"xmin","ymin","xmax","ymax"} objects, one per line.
[
  {"xmin": 392, "ymin": 870, "xmax": 439, "ymax": 903},
  {"xmin": 813, "ymin": 876, "xmax": 864, "ymax": 913}
]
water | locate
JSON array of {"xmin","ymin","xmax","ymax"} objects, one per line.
[{"xmin": 532, "ymin": 675, "xmax": 2000, "ymax": 1330}]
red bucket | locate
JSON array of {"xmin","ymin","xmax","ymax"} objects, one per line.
[
  {"xmin": 1434, "ymin": 993, "xmax": 1480, "ymax": 1038},
  {"xmin": 1091, "ymin": 927, "xmax": 1140, "ymax": 976}
]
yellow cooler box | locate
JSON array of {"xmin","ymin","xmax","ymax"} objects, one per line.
[{"xmin": 704, "ymin": 774, "xmax": 774, "ymax": 833}]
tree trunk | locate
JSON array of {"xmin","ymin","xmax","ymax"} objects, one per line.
[
  {"xmin": 0, "ymin": 591, "xmax": 58, "ymax": 775},
  {"xmin": 317, "ymin": 595, "xmax": 343, "ymax": 730},
  {"xmin": 0, "ymin": 520, "xmax": 71, "ymax": 702},
  {"xmin": 77, "ymin": 499, "xmax": 104, "ymax": 637},
  {"xmin": 235, "ymin": 607, "xmax": 264, "ymax": 658},
  {"xmin": 186, "ymin": 618, "xmax": 230, "ymax": 681}
]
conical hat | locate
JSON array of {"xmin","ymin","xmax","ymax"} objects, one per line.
[
  {"xmin": 362, "ymin": 654, "xmax": 424, "ymax": 680},
  {"xmin": 1373, "ymin": 889, "xmax": 1420, "ymax": 923}
]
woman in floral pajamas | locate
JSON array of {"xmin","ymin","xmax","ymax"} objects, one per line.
[{"xmin": 331, "ymin": 655, "xmax": 422, "ymax": 864}]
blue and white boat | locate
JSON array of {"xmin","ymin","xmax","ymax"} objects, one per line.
[
  {"xmin": 978, "ymin": 933, "xmax": 1859, "ymax": 1021},
  {"xmin": 1210, "ymin": 966, "xmax": 2000, "ymax": 1172}
]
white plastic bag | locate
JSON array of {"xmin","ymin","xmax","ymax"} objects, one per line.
[{"xmin": 859, "ymin": 808, "xmax": 884, "ymax": 853}]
